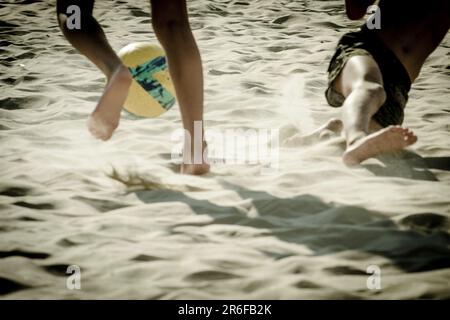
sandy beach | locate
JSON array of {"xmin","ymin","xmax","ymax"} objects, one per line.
[{"xmin": 1, "ymin": 0, "xmax": 449, "ymax": 299}]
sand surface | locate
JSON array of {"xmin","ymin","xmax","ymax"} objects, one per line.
[{"xmin": 1, "ymin": 0, "xmax": 449, "ymax": 299}]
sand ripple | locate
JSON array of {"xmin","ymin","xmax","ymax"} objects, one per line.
[{"xmin": 0, "ymin": 0, "xmax": 449, "ymax": 299}]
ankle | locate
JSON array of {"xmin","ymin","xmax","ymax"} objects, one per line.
[
  {"xmin": 183, "ymin": 140, "xmax": 208, "ymax": 165},
  {"xmin": 346, "ymin": 131, "xmax": 367, "ymax": 146}
]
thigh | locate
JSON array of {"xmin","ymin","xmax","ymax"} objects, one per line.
[{"xmin": 335, "ymin": 55, "xmax": 383, "ymax": 98}]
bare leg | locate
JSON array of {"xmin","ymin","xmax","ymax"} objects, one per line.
[
  {"xmin": 56, "ymin": 0, "xmax": 131, "ymax": 140},
  {"xmin": 151, "ymin": 0, "xmax": 209, "ymax": 175},
  {"xmin": 334, "ymin": 56, "xmax": 417, "ymax": 166}
]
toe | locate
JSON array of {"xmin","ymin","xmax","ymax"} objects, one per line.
[
  {"xmin": 327, "ymin": 118, "xmax": 343, "ymax": 132},
  {"xmin": 404, "ymin": 133, "xmax": 417, "ymax": 145},
  {"xmin": 409, "ymin": 135, "xmax": 418, "ymax": 144}
]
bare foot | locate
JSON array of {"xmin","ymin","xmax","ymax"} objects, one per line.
[
  {"xmin": 181, "ymin": 163, "xmax": 210, "ymax": 175},
  {"xmin": 88, "ymin": 65, "xmax": 132, "ymax": 140},
  {"xmin": 343, "ymin": 126, "xmax": 417, "ymax": 166},
  {"xmin": 180, "ymin": 141, "xmax": 210, "ymax": 175},
  {"xmin": 284, "ymin": 118, "xmax": 343, "ymax": 146},
  {"xmin": 318, "ymin": 118, "xmax": 343, "ymax": 140}
]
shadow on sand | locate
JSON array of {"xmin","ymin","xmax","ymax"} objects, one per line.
[
  {"xmin": 363, "ymin": 151, "xmax": 450, "ymax": 181},
  {"xmin": 133, "ymin": 180, "xmax": 450, "ymax": 274}
]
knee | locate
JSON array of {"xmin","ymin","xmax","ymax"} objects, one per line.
[
  {"xmin": 353, "ymin": 81, "xmax": 386, "ymax": 105},
  {"xmin": 57, "ymin": 1, "xmax": 97, "ymax": 33},
  {"xmin": 56, "ymin": 0, "xmax": 94, "ymax": 24},
  {"xmin": 56, "ymin": 0, "xmax": 69, "ymax": 25},
  {"xmin": 152, "ymin": 17, "xmax": 190, "ymax": 39}
]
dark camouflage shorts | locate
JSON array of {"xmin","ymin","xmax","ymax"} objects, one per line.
[{"xmin": 325, "ymin": 28, "xmax": 411, "ymax": 127}]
